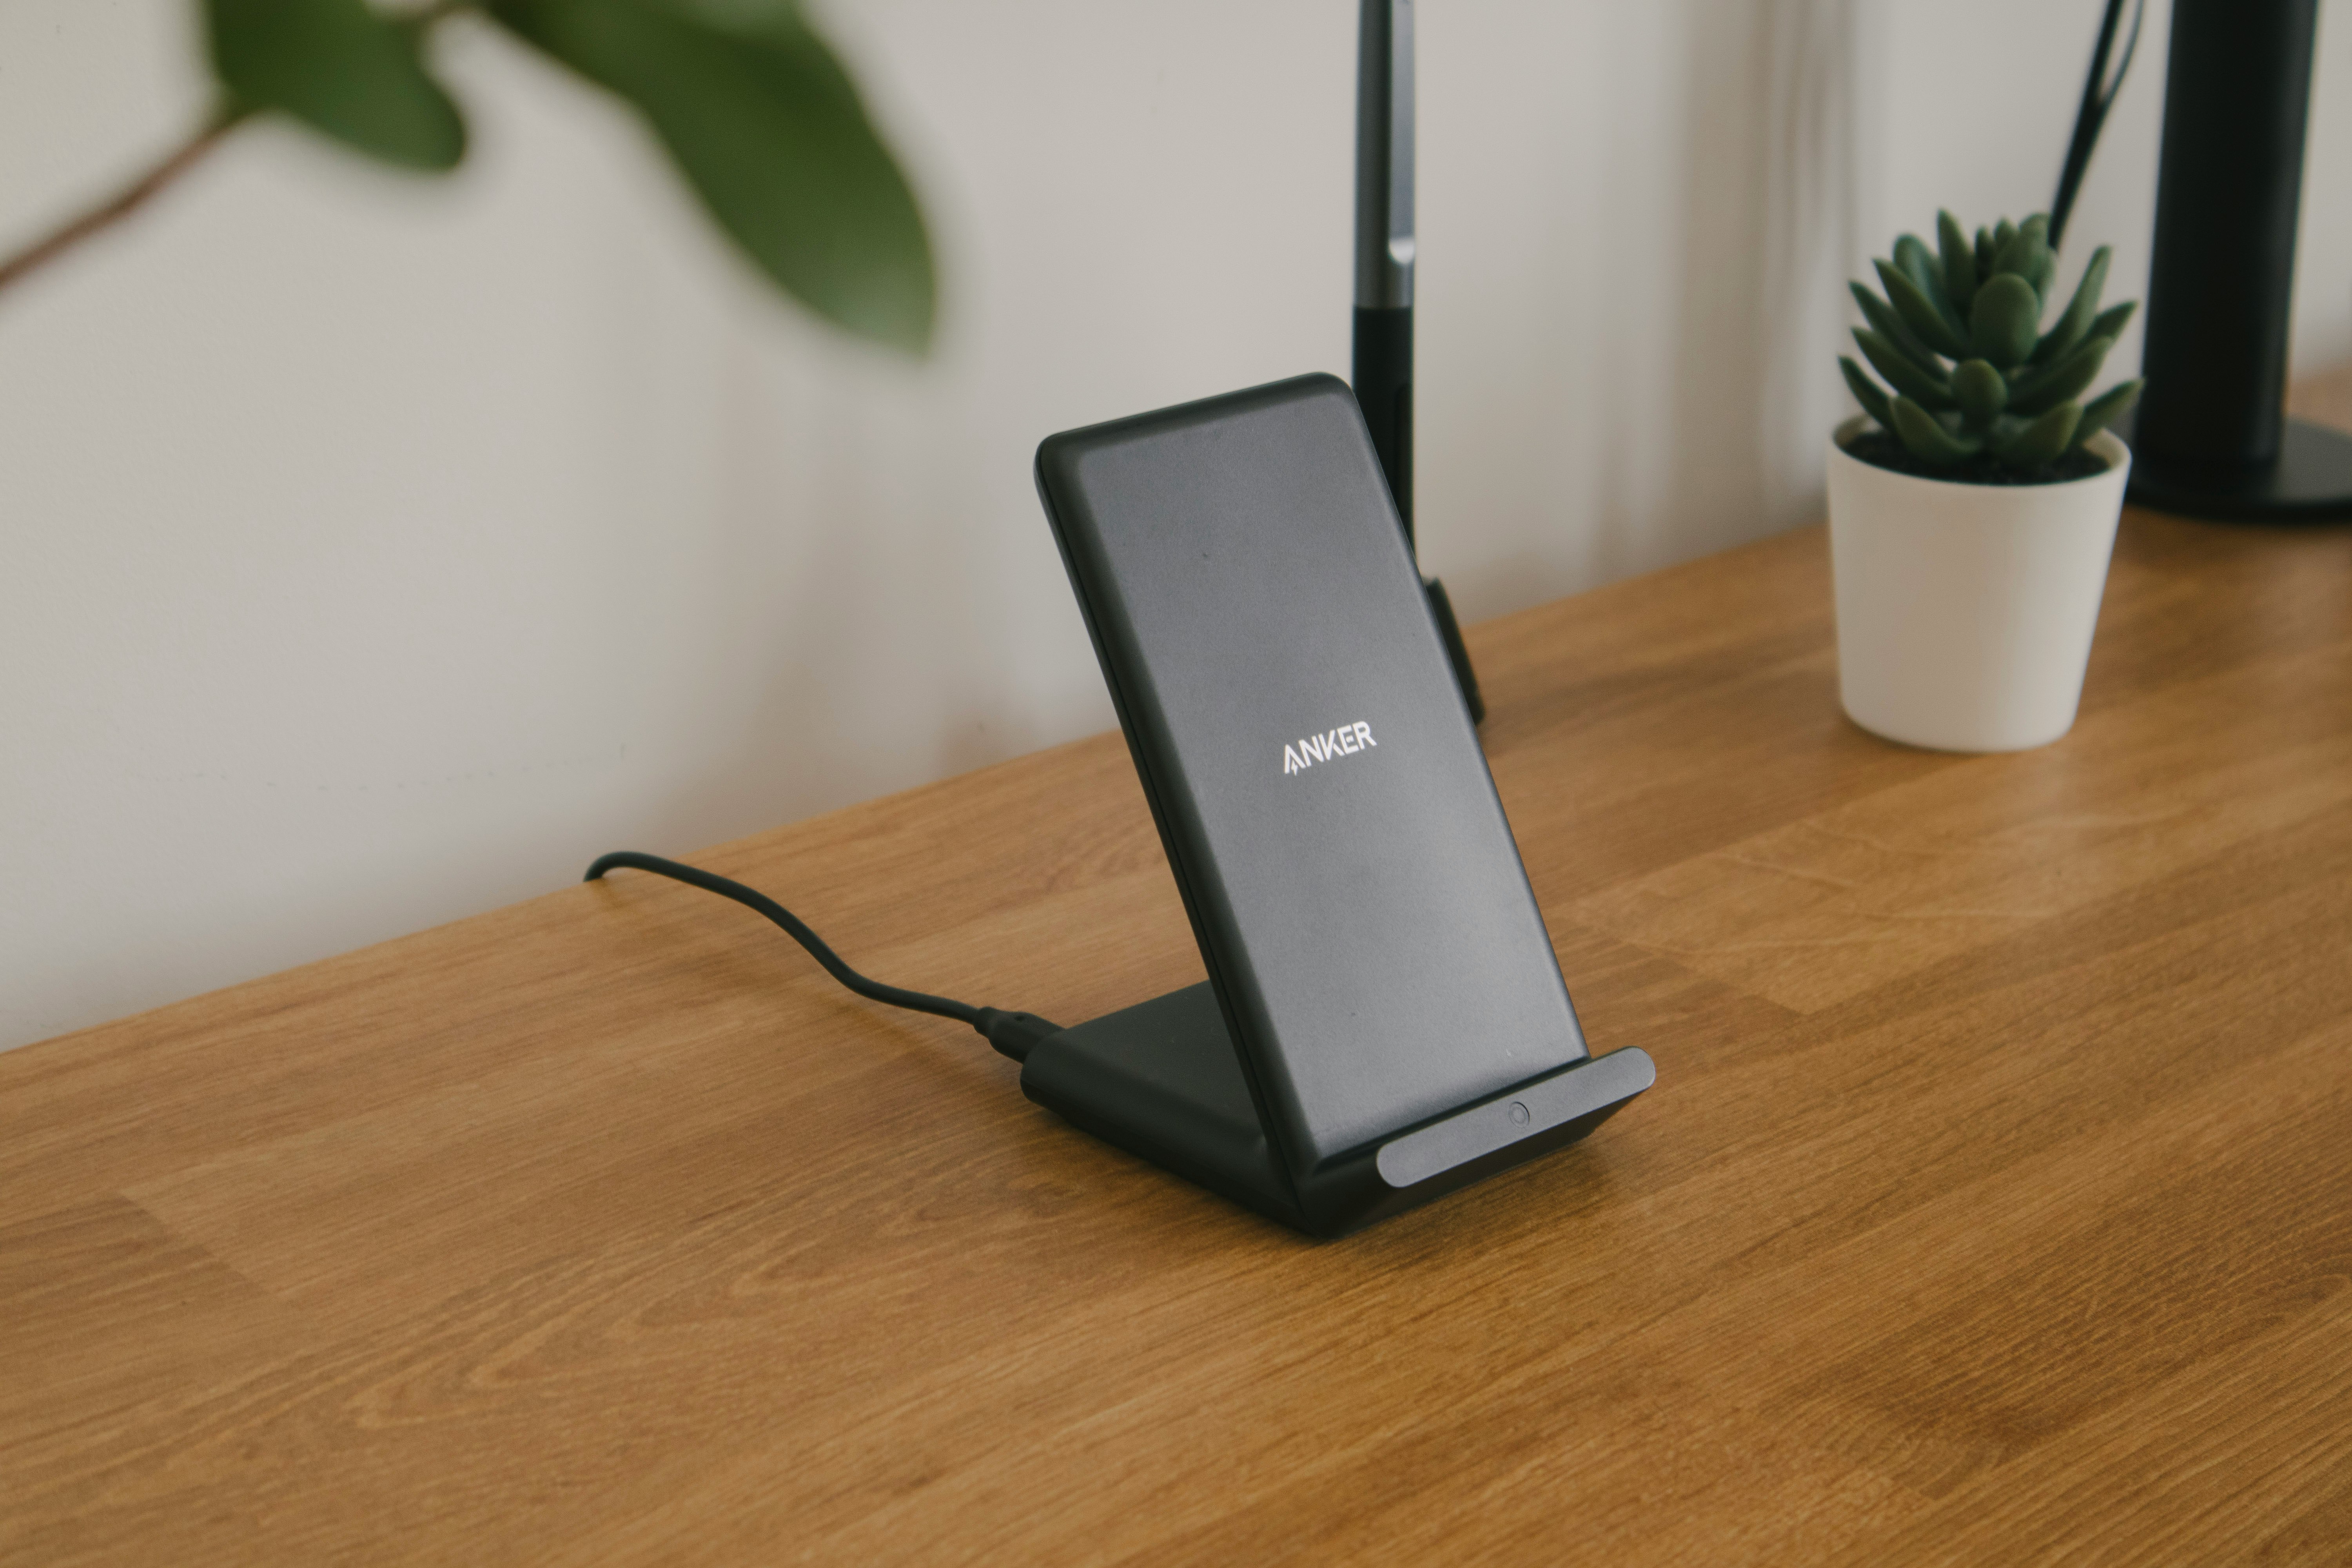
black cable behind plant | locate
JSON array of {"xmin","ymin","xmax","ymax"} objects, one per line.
[
  {"xmin": 2049, "ymin": 0, "xmax": 2147, "ymax": 252},
  {"xmin": 584, "ymin": 851, "xmax": 1061, "ymax": 1062}
]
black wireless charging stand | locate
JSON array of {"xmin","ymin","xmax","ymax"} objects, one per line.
[{"xmin": 1023, "ymin": 376, "xmax": 1653, "ymax": 1238}]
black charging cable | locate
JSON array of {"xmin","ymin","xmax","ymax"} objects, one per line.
[{"xmin": 584, "ymin": 851, "xmax": 1063, "ymax": 1062}]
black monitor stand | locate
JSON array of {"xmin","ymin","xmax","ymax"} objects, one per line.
[{"xmin": 2124, "ymin": 0, "xmax": 2352, "ymax": 523}]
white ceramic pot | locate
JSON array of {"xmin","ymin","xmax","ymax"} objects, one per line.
[{"xmin": 1825, "ymin": 415, "xmax": 2131, "ymax": 753}]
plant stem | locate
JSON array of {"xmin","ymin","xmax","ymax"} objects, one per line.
[{"xmin": 0, "ymin": 105, "xmax": 254, "ymax": 299}]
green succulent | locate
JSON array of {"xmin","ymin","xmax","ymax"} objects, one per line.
[{"xmin": 1840, "ymin": 211, "xmax": 2142, "ymax": 471}]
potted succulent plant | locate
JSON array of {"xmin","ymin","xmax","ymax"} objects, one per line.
[{"xmin": 1829, "ymin": 211, "xmax": 2143, "ymax": 752}]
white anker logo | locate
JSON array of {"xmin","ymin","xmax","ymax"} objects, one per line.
[{"xmin": 1283, "ymin": 720, "xmax": 1376, "ymax": 777}]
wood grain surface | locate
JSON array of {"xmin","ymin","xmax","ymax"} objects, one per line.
[{"xmin": 6, "ymin": 387, "xmax": 2351, "ymax": 1565}]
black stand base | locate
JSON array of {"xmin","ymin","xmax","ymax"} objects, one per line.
[
  {"xmin": 1423, "ymin": 576, "xmax": 1486, "ymax": 724},
  {"xmin": 2122, "ymin": 415, "xmax": 2352, "ymax": 524},
  {"xmin": 1019, "ymin": 984, "xmax": 1652, "ymax": 1237}
]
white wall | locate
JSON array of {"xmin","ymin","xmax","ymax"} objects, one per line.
[{"xmin": 3, "ymin": 0, "xmax": 2347, "ymax": 1050}]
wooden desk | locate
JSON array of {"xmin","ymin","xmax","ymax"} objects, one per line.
[{"xmin": 7, "ymin": 432, "xmax": 2351, "ymax": 1565}]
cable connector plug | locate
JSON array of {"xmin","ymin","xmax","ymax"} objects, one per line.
[{"xmin": 973, "ymin": 1007, "xmax": 1062, "ymax": 1063}]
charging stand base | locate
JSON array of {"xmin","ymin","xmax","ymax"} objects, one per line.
[
  {"xmin": 2123, "ymin": 416, "xmax": 2352, "ymax": 524},
  {"xmin": 1020, "ymin": 986, "xmax": 1294, "ymax": 1225},
  {"xmin": 1020, "ymin": 986, "xmax": 1653, "ymax": 1236}
]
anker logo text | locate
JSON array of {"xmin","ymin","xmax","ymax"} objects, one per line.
[{"xmin": 1282, "ymin": 720, "xmax": 1376, "ymax": 776}]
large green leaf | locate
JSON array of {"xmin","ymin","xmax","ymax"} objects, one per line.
[
  {"xmin": 206, "ymin": 0, "xmax": 466, "ymax": 171},
  {"xmin": 492, "ymin": 0, "xmax": 935, "ymax": 352}
]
